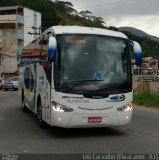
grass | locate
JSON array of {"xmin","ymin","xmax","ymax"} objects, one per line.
[{"xmin": 134, "ymin": 93, "xmax": 159, "ymax": 109}]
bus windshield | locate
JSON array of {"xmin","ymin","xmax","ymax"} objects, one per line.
[{"xmin": 54, "ymin": 34, "xmax": 132, "ymax": 94}]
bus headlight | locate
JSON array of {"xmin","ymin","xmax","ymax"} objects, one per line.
[
  {"xmin": 52, "ymin": 102, "xmax": 73, "ymax": 112},
  {"xmin": 117, "ymin": 102, "xmax": 133, "ymax": 111}
]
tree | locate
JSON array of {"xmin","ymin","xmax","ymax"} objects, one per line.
[{"xmin": 79, "ymin": 10, "xmax": 92, "ymax": 19}]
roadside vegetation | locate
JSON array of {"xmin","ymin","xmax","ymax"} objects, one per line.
[{"xmin": 134, "ymin": 93, "xmax": 159, "ymax": 109}]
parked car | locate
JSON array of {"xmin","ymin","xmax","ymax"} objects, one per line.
[
  {"xmin": 4, "ymin": 76, "xmax": 19, "ymax": 91},
  {"xmin": 0, "ymin": 79, "xmax": 4, "ymax": 90}
]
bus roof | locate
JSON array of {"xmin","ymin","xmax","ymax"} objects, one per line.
[{"xmin": 44, "ymin": 26, "xmax": 128, "ymax": 39}]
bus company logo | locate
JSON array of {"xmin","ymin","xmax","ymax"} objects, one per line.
[
  {"xmin": 61, "ymin": 96, "xmax": 83, "ymax": 99},
  {"xmin": 107, "ymin": 95, "xmax": 125, "ymax": 102}
]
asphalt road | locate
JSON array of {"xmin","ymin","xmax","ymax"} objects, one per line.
[{"xmin": 0, "ymin": 91, "xmax": 159, "ymax": 155}]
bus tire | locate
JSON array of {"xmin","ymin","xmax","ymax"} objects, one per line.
[
  {"xmin": 22, "ymin": 91, "xmax": 28, "ymax": 112},
  {"xmin": 37, "ymin": 98, "xmax": 47, "ymax": 128}
]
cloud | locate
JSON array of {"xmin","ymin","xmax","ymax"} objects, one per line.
[
  {"xmin": 105, "ymin": 15, "xmax": 159, "ymax": 36},
  {"xmin": 93, "ymin": 0, "xmax": 159, "ymax": 16},
  {"xmin": 65, "ymin": 0, "xmax": 159, "ymax": 36}
]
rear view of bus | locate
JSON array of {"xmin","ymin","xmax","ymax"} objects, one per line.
[{"xmin": 19, "ymin": 26, "xmax": 142, "ymax": 128}]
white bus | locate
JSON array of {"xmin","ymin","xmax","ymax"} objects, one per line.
[{"xmin": 19, "ymin": 26, "xmax": 142, "ymax": 128}]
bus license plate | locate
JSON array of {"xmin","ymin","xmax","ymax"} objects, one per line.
[{"xmin": 88, "ymin": 117, "xmax": 102, "ymax": 123}]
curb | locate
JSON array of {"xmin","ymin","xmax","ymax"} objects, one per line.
[{"xmin": 134, "ymin": 104, "xmax": 159, "ymax": 113}]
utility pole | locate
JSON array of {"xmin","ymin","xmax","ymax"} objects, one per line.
[{"xmin": 28, "ymin": 26, "xmax": 42, "ymax": 37}]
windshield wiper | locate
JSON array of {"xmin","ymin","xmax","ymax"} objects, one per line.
[{"xmin": 64, "ymin": 80, "xmax": 104, "ymax": 92}]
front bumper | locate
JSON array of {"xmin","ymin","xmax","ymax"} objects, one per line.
[{"xmin": 51, "ymin": 110, "xmax": 132, "ymax": 128}]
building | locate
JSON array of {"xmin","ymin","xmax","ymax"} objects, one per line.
[
  {"xmin": 0, "ymin": 6, "xmax": 41, "ymax": 78},
  {"xmin": 132, "ymin": 56, "xmax": 158, "ymax": 75},
  {"xmin": 142, "ymin": 57, "xmax": 158, "ymax": 74}
]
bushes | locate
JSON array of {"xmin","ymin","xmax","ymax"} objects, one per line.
[{"xmin": 134, "ymin": 93, "xmax": 159, "ymax": 109}]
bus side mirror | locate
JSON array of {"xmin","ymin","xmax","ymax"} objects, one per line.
[
  {"xmin": 133, "ymin": 41, "xmax": 142, "ymax": 66},
  {"xmin": 48, "ymin": 35, "xmax": 57, "ymax": 63}
]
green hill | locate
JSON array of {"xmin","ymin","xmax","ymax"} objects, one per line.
[
  {"xmin": 1, "ymin": 0, "xmax": 159, "ymax": 58},
  {"xmin": 119, "ymin": 27, "xmax": 159, "ymax": 42},
  {"xmin": 0, "ymin": 0, "xmax": 107, "ymax": 30},
  {"xmin": 120, "ymin": 31, "xmax": 159, "ymax": 58}
]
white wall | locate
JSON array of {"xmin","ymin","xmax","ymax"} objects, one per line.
[
  {"xmin": 24, "ymin": 8, "xmax": 41, "ymax": 47},
  {"xmin": 0, "ymin": 14, "xmax": 16, "ymax": 22},
  {"xmin": 0, "ymin": 29, "xmax": 17, "ymax": 75},
  {"xmin": 3, "ymin": 56, "xmax": 17, "ymax": 73}
]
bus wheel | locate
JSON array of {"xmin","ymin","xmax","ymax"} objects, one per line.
[
  {"xmin": 22, "ymin": 92, "xmax": 28, "ymax": 112},
  {"xmin": 37, "ymin": 100, "xmax": 47, "ymax": 128}
]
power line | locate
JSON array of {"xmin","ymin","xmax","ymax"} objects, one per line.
[{"xmin": 77, "ymin": 0, "xmax": 135, "ymax": 10}]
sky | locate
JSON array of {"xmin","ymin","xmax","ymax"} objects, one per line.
[{"xmin": 65, "ymin": 0, "xmax": 159, "ymax": 37}]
